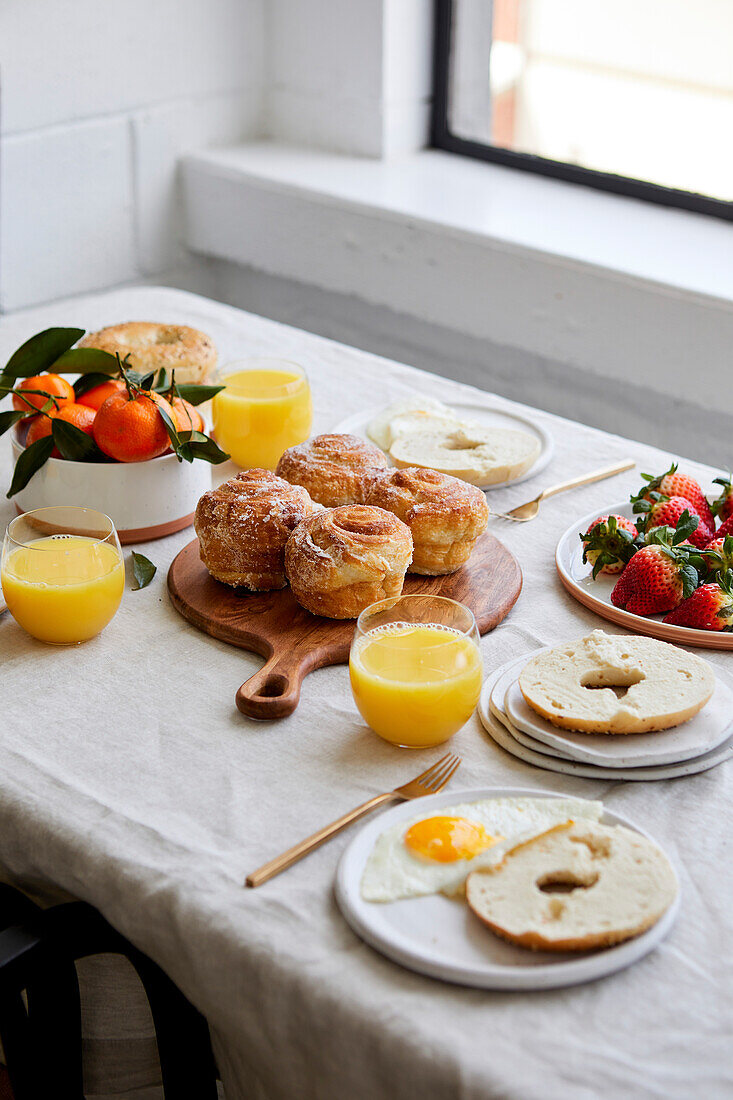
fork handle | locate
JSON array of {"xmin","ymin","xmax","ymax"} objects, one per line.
[
  {"xmin": 539, "ymin": 458, "xmax": 635, "ymax": 502},
  {"xmin": 245, "ymin": 792, "xmax": 397, "ymax": 887}
]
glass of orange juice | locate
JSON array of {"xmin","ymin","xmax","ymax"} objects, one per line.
[
  {"xmin": 212, "ymin": 358, "xmax": 313, "ymax": 469},
  {"xmin": 1, "ymin": 506, "xmax": 124, "ymax": 645},
  {"xmin": 349, "ymin": 595, "xmax": 483, "ymax": 748}
]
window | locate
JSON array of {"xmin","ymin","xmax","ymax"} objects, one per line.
[{"xmin": 432, "ymin": 0, "xmax": 733, "ymax": 221}]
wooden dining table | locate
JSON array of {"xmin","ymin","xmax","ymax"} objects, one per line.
[{"xmin": 1, "ymin": 286, "xmax": 730, "ymax": 1100}]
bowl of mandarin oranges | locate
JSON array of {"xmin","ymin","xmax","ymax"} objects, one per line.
[{"xmin": 2, "ymin": 323, "xmax": 227, "ymax": 542}]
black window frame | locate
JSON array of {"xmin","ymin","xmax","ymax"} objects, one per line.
[{"xmin": 431, "ymin": 0, "xmax": 733, "ymax": 222}]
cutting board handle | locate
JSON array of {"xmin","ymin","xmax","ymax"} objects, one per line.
[{"xmin": 236, "ymin": 649, "xmax": 305, "ymax": 720}]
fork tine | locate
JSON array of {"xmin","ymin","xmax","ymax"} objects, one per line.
[
  {"xmin": 428, "ymin": 756, "xmax": 461, "ymax": 791},
  {"xmin": 423, "ymin": 753, "xmax": 461, "ymax": 792},
  {"xmin": 411, "ymin": 752, "xmax": 454, "ymax": 787}
]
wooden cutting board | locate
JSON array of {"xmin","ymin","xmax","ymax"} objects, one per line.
[{"xmin": 167, "ymin": 533, "xmax": 522, "ymax": 720}]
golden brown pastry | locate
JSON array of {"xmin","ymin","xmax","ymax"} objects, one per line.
[
  {"xmin": 362, "ymin": 466, "xmax": 489, "ymax": 574},
  {"xmin": 79, "ymin": 322, "xmax": 217, "ymax": 384},
  {"xmin": 285, "ymin": 505, "xmax": 413, "ymax": 619},
  {"xmin": 276, "ymin": 433, "xmax": 388, "ymax": 507},
  {"xmin": 194, "ymin": 469, "xmax": 322, "ymax": 590}
]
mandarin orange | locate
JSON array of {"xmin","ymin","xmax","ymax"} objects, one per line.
[
  {"xmin": 171, "ymin": 396, "xmax": 204, "ymax": 434},
  {"xmin": 26, "ymin": 403, "xmax": 96, "ymax": 456},
  {"xmin": 12, "ymin": 373, "xmax": 74, "ymax": 412},
  {"xmin": 93, "ymin": 389, "xmax": 174, "ymax": 462},
  {"xmin": 77, "ymin": 378, "xmax": 126, "ymax": 411}
]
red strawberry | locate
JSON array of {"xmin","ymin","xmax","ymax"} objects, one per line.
[
  {"xmin": 580, "ymin": 514, "xmax": 638, "ymax": 577},
  {"xmin": 702, "ymin": 535, "xmax": 733, "ymax": 577},
  {"xmin": 715, "ymin": 515, "xmax": 733, "ymax": 542},
  {"xmin": 711, "ymin": 476, "xmax": 733, "ymax": 523},
  {"xmin": 633, "ymin": 464, "xmax": 715, "ymax": 531},
  {"xmin": 663, "ymin": 571, "xmax": 733, "ymax": 631},
  {"xmin": 634, "ymin": 495, "xmax": 712, "ymax": 549},
  {"xmin": 610, "ymin": 535, "xmax": 698, "ymax": 616}
]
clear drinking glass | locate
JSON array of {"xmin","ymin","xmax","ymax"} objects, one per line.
[
  {"xmin": 211, "ymin": 357, "xmax": 313, "ymax": 469},
  {"xmin": 349, "ymin": 595, "xmax": 483, "ymax": 748},
  {"xmin": 1, "ymin": 506, "xmax": 124, "ymax": 645}
]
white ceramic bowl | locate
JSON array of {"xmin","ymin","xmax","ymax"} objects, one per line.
[{"xmin": 11, "ymin": 438, "xmax": 212, "ymax": 544}]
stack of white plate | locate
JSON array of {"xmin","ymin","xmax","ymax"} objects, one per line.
[{"xmin": 479, "ymin": 650, "xmax": 733, "ymax": 781}]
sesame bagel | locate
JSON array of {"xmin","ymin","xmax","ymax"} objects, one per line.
[{"xmin": 79, "ymin": 322, "xmax": 217, "ymax": 385}]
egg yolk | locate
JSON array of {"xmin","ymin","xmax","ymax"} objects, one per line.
[{"xmin": 404, "ymin": 816, "xmax": 500, "ymax": 863}]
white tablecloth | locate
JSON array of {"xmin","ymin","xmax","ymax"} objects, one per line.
[{"xmin": 1, "ymin": 287, "xmax": 731, "ymax": 1100}]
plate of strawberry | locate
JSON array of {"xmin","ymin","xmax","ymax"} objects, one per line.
[{"xmin": 555, "ymin": 464, "xmax": 733, "ymax": 649}]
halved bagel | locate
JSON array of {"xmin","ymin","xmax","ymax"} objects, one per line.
[
  {"xmin": 519, "ymin": 630, "xmax": 714, "ymax": 734},
  {"xmin": 466, "ymin": 820, "xmax": 677, "ymax": 951},
  {"xmin": 389, "ymin": 426, "xmax": 540, "ymax": 486}
]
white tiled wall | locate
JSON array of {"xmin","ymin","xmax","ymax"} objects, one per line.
[{"xmin": 0, "ymin": 0, "xmax": 265, "ymax": 312}]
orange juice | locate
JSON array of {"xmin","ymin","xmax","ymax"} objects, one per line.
[
  {"xmin": 349, "ymin": 623, "xmax": 482, "ymax": 747},
  {"xmin": 1, "ymin": 535, "xmax": 124, "ymax": 644},
  {"xmin": 212, "ymin": 366, "xmax": 312, "ymax": 469}
]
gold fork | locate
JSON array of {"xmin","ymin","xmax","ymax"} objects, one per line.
[
  {"xmin": 245, "ymin": 752, "xmax": 462, "ymax": 888},
  {"xmin": 491, "ymin": 458, "xmax": 635, "ymax": 522}
]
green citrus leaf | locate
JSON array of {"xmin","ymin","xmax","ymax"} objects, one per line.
[
  {"xmin": 51, "ymin": 419, "xmax": 98, "ymax": 461},
  {"xmin": 137, "ymin": 370, "xmax": 157, "ymax": 390},
  {"xmin": 52, "ymin": 347, "xmax": 119, "ymax": 375},
  {"xmin": 178, "ymin": 433, "xmax": 230, "ymax": 464},
  {"xmin": 124, "ymin": 369, "xmax": 151, "ymax": 388},
  {"xmin": 166, "ymin": 383, "xmax": 224, "ymax": 405},
  {"xmin": 0, "ymin": 410, "xmax": 29, "ymax": 438},
  {"xmin": 4, "ymin": 328, "xmax": 85, "ymax": 379},
  {"xmin": 131, "ymin": 552, "xmax": 157, "ymax": 590},
  {"xmin": 6, "ymin": 436, "xmax": 55, "ymax": 497},
  {"xmin": 156, "ymin": 401, "xmax": 181, "ymax": 449}
]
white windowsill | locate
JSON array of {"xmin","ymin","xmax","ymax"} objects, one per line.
[
  {"xmin": 182, "ymin": 141, "xmax": 733, "ymax": 397},
  {"xmin": 184, "ymin": 142, "xmax": 732, "ymax": 302}
]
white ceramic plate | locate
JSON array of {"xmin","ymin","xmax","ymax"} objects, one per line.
[
  {"xmin": 478, "ymin": 661, "xmax": 733, "ymax": 781},
  {"xmin": 488, "ymin": 654, "xmax": 576, "ymax": 761},
  {"xmin": 484, "ymin": 702, "xmax": 733, "ymax": 782},
  {"xmin": 332, "ymin": 399, "xmax": 554, "ymax": 490},
  {"xmin": 335, "ymin": 786, "xmax": 679, "ymax": 991},
  {"xmin": 503, "ymin": 673, "xmax": 733, "ymax": 768},
  {"xmin": 556, "ymin": 501, "xmax": 733, "ymax": 651}
]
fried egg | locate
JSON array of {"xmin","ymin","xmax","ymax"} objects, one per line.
[{"xmin": 360, "ymin": 796, "xmax": 604, "ymax": 902}]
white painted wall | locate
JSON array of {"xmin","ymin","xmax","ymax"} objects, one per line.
[
  {"xmin": 0, "ymin": 0, "xmax": 265, "ymax": 312},
  {"xmin": 265, "ymin": 0, "xmax": 433, "ymax": 157}
]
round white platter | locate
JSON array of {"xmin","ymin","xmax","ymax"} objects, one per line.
[
  {"xmin": 332, "ymin": 398, "xmax": 554, "ymax": 490},
  {"xmin": 335, "ymin": 786, "xmax": 679, "ymax": 991},
  {"xmin": 556, "ymin": 501, "xmax": 733, "ymax": 651},
  {"xmin": 503, "ymin": 673, "xmax": 733, "ymax": 768},
  {"xmin": 478, "ymin": 661, "xmax": 733, "ymax": 782}
]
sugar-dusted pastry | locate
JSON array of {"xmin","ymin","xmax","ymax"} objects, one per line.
[
  {"xmin": 285, "ymin": 505, "xmax": 413, "ymax": 619},
  {"xmin": 194, "ymin": 469, "xmax": 322, "ymax": 590},
  {"xmin": 363, "ymin": 466, "xmax": 489, "ymax": 575},
  {"xmin": 79, "ymin": 322, "xmax": 217, "ymax": 384},
  {"xmin": 276, "ymin": 433, "xmax": 388, "ymax": 507}
]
